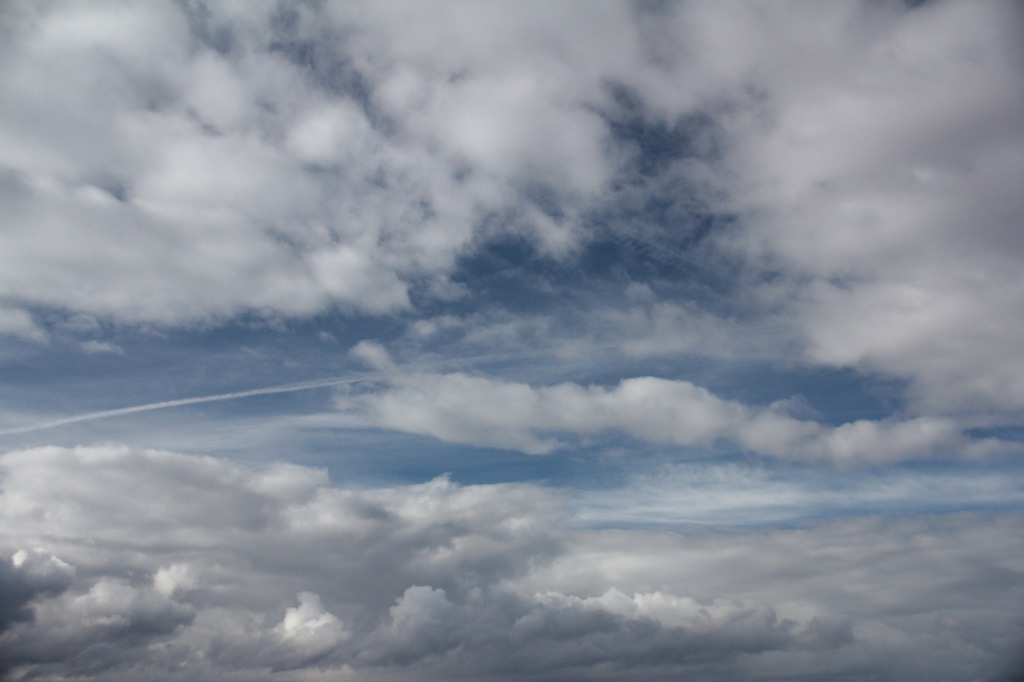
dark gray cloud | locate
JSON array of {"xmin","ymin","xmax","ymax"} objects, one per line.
[
  {"xmin": 0, "ymin": 549, "xmax": 74, "ymax": 676},
  {"xmin": 1, "ymin": 446, "xmax": 1021, "ymax": 680},
  {"xmin": 0, "ymin": 550, "xmax": 73, "ymax": 633}
]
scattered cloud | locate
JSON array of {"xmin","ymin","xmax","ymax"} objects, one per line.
[{"xmin": 0, "ymin": 0, "xmax": 1020, "ymax": 429}]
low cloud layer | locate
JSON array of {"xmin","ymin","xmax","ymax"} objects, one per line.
[
  {"xmin": 343, "ymin": 343, "xmax": 1014, "ymax": 463},
  {"xmin": 1, "ymin": 445, "xmax": 1022, "ymax": 681}
]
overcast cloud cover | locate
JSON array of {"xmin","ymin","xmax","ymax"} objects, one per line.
[{"xmin": 1, "ymin": 1, "xmax": 1023, "ymax": 680}]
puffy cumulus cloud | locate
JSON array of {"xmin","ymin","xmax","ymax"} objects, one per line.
[
  {"xmin": 334, "ymin": 0, "xmax": 1022, "ymax": 424},
  {"xmin": 2, "ymin": 0, "xmax": 1020, "ymax": 440},
  {"xmin": 0, "ymin": 445, "xmax": 1022, "ymax": 681},
  {"xmin": 332, "ymin": 2, "xmax": 630, "ymax": 201},
  {"xmin": 0, "ymin": 2, "xmax": 568, "ymax": 328},
  {"xmin": 684, "ymin": 1, "xmax": 1024, "ymax": 416},
  {"xmin": 342, "ymin": 343, "xmax": 1012, "ymax": 463},
  {"xmin": 0, "ymin": 0, "xmax": 684, "ymax": 331},
  {"xmin": 0, "ymin": 0, "xmax": 441, "ymax": 325}
]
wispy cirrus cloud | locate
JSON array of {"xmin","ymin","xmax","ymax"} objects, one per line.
[
  {"xmin": 1, "ymin": 0, "xmax": 1021, "ymax": 431},
  {"xmin": 571, "ymin": 460, "xmax": 1024, "ymax": 527}
]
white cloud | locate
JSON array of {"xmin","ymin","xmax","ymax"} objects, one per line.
[
  {"xmin": 308, "ymin": 246, "xmax": 411, "ymax": 314},
  {"xmin": 0, "ymin": 445, "xmax": 1021, "ymax": 680},
  {"xmin": 0, "ymin": 1, "xmax": 642, "ymax": 331},
  {"xmin": 80, "ymin": 340, "xmax": 125, "ymax": 356},
  {"xmin": 276, "ymin": 591, "xmax": 349, "ymax": 660},
  {"xmin": 343, "ymin": 345, "xmax": 1012, "ymax": 463},
  {"xmin": 152, "ymin": 564, "xmax": 199, "ymax": 599},
  {"xmin": 1, "ymin": 0, "xmax": 1019, "ymax": 442},
  {"xmin": 64, "ymin": 580, "xmax": 194, "ymax": 635},
  {"xmin": 693, "ymin": 1, "xmax": 1024, "ymax": 416}
]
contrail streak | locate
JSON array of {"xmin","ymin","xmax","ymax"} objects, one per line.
[
  {"xmin": 0, "ymin": 343, "xmax": 610, "ymax": 438},
  {"xmin": 0, "ymin": 374, "xmax": 374, "ymax": 436}
]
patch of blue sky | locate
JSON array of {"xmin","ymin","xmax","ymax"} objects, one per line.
[{"xmin": 0, "ymin": 306, "xmax": 913, "ymax": 479}]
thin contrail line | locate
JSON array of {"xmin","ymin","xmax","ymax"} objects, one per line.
[
  {"xmin": 0, "ymin": 374, "xmax": 375, "ymax": 436},
  {"xmin": 0, "ymin": 343, "xmax": 617, "ymax": 438}
]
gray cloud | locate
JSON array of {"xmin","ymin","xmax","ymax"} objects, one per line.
[
  {"xmin": 1, "ymin": 445, "xmax": 1021, "ymax": 680},
  {"xmin": 0, "ymin": 550, "xmax": 73, "ymax": 634},
  {"xmin": 0, "ymin": 549, "xmax": 74, "ymax": 677}
]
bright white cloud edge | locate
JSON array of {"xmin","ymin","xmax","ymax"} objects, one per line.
[{"xmin": 341, "ymin": 342, "xmax": 1016, "ymax": 464}]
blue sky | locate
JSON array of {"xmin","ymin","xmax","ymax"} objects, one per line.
[{"xmin": 1, "ymin": 1, "xmax": 1023, "ymax": 680}]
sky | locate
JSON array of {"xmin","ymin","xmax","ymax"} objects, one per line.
[{"xmin": 1, "ymin": 1, "xmax": 1023, "ymax": 680}]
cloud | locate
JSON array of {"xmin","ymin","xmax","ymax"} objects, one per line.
[
  {"xmin": 0, "ymin": 1, "xmax": 636, "ymax": 330},
  {"xmin": 80, "ymin": 340, "xmax": 125, "ymax": 356},
  {"xmin": 0, "ymin": 549, "xmax": 74, "ymax": 634},
  {"xmin": 0, "ymin": 305, "xmax": 46, "ymax": 342},
  {"xmin": 342, "ymin": 344, "xmax": 1013, "ymax": 463},
  {"xmin": 273, "ymin": 591, "xmax": 349, "ymax": 667},
  {"xmin": 0, "ymin": 445, "xmax": 1021, "ymax": 680},
  {"xmin": 571, "ymin": 461, "xmax": 1024, "ymax": 527},
  {"xmin": 1, "ymin": 3, "xmax": 1021, "ymax": 680},
  {"xmin": 0, "ymin": 0, "xmax": 1019, "ymax": 447},
  {"xmin": 689, "ymin": 1, "xmax": 1024, "ymax": 416}
]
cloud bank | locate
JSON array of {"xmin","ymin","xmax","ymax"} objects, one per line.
[{"xmin": 1, "ymin": 445, "xmax": 1022, "ymax": 681}]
